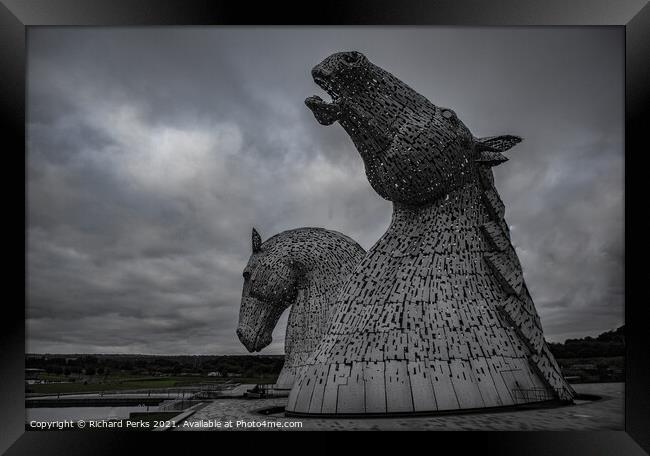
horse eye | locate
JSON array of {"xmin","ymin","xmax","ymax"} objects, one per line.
[
  {"xmin": 343, "ymin": 53, "xmax": 358, "ymax": 64},
  {"xmin": 243, "ymin": 271, "xmax": 251, "ymax": 281},
  {"xmin": 442, "ymin": 110, "xmax": 455, "ymax": 119}
]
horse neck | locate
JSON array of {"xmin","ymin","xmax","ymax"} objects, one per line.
[
  {"xmin": 307, "ymin": 248, "xmax": 353, "ymax": 279},
  {"xmin": 388, "ymin": 180, "xmax": 487, "ymax": 240},
  {"xmin": 280, "ymin": 236, "xmax": 358, "ymax": 360},
  {"xmin": 291, "ymin": 242, "xmax": 354, "ymax": 312}
]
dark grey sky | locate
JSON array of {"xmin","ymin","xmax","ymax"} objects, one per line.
[{"xmin": 27, "ymin": 27, "xmax": 624, "ymax": 355}]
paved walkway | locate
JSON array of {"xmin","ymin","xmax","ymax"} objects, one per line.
[{"xmin": 178, "ymin": 382, "xmax": 623, "ymax": 431}]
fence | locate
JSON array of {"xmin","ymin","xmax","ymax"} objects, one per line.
[{"xmin": 511, "ymin": 387, "xmax": 555, "ymax": 403}]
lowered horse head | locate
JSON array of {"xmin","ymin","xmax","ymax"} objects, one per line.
[
  {"xmin": 236, "ymin": 227, "xmax": 299, "ymax": 352},
  {"xmin": 235, "ymin": 226, "xmax": 366, "ymax": 389}
]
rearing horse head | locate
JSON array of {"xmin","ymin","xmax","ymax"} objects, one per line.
[
  {"xmin": 236, "ymin": 227, "xmax": 299, "ymax": 352},
  {"xmin": 305, "ymin": 51, "xmax": 522, "ymax": 205}
]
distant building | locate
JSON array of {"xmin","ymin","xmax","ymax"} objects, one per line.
[{"xmin": 207, "ymin": 372, "xmax": 223, "ymax": 377}]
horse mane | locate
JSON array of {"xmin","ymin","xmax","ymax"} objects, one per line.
[
  {"xmin": 264, "ymin": 227, "xmax": 364, "ymax": 253},
  {"xmin": 476, "ymin": 163, "xmax": 575, "ymax": 401}
]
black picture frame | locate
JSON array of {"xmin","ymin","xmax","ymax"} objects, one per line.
[{"xmin": 2, "ymin": 0, "xmax": 648, "ymax": 453}]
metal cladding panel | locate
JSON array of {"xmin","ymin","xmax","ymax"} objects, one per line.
[
  {"xmin": 384, "ymin": 360, "xmax": 414, "ymax": 413},
  {"xmin": 449, "ymin": 359, "xmax": 486, "ymax": 409},
  {"xmin": 336, "ymin": 363, "xmax": 366, "ymax": 414},
  {"xmin": 408, "ymin": 361, "xmax": 438, "ymax": 412},
  {"xmin": 429, "ymin": 361, "xmax": 460, "ymax": 411},
  {"xmin": 363, "ymin": 362, "xmax": 387, "ymax": 413}
]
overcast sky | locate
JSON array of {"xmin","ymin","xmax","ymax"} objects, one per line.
[{"xmin": 26, "ymin": 27, "xmax": 624, "ymax": 355}]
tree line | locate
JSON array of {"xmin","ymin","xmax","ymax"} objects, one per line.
[{"xmin": 547, "ymin": 326, "xmax": 624, "ymax": 359}]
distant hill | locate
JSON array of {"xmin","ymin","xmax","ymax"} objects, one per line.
[
  {"xmin": 25, "ymin": 354, "xmax": 285, "ymax": 378},
  {"xmin": 547, "ymin": 326, "xmax": 625, "ymax": 359}
]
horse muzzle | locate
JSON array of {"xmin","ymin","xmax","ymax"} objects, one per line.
[{"xmin": 236, "ymin": 324, "xmax": 273, "ymax": 353}]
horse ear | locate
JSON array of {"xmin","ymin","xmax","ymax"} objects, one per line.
[
  {"xmin": 252, "ymin": 227, "xmax": 262, "ymax": 253},
  {"xmin": 475, "ymin": 135, "xmax": 522, "ymax": 167}
]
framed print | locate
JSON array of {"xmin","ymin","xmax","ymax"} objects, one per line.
[{"xmin": 2, "ymin": 0, "xmax": 649, "ymax": 454}]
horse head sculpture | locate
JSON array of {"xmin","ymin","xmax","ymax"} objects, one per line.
[{"xmin": 236, "ymin": 227, "xmax": 365, "ymax": 388}]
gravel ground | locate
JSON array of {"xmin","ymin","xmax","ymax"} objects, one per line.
[{"xmin": 177, "ymin": 382, "xmax": 623, "ymax": 431}]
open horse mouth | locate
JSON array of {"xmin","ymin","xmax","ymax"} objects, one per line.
[{"xmin": 305, "ymin": 68, "xmax": 342, "ymax": 126}]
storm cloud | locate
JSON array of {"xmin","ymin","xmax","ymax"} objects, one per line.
[{"xmin": 27, "ymin": 27, "xmax": 623, "ymax": 354}]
